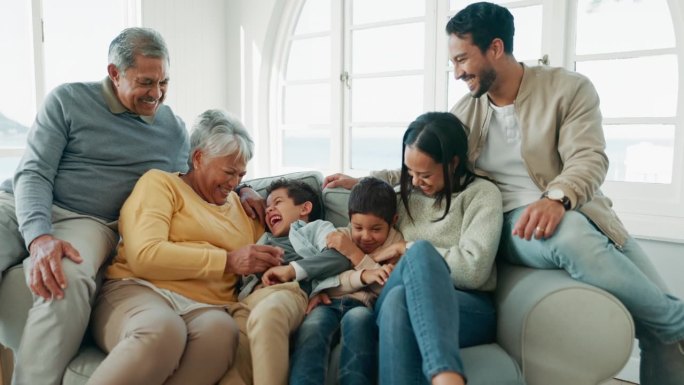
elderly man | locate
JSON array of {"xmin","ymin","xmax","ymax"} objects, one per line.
[{"xmin": 0, "ymin": 27, "xmax": 189, "ymax": 385}]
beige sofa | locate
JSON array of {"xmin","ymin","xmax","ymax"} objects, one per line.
[{"xmin": 0, "ymin": 171, "xmax": 634, "ymax": 385}]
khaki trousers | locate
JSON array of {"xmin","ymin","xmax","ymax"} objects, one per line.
[
  {"xmin": 89, "ymin": 281, "xmax": 246, "ymax": 385},
  {"xmin": 222, "ymin": 282, "xmax": 307, "ymax": 385},
  {"xmin": 0, "ymin": 192, "xmax": 118, "ymax": 385}
]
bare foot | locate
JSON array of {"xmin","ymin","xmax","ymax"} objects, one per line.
[{"xmin": 432, "ymin": 371, "xmax": 465, "ymax": 385}]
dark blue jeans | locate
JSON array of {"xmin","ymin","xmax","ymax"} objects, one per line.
[
  {"xmin": 289, "ymin": 297, "xmax": 377, "ymax": 385},
  {"xmin": 375, "ymin": 240, "xmax": 496, "ymax": 385}
]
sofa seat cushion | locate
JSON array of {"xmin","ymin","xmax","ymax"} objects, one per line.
[
  {"xmin": 63, "ymin": 345, "xmax": 106, "ymax": 385},
  {"xmin": 325, "ymin": 342, "xmax": 523, "ymax": 385},
  {"xmin": 462, "ymin": 343, "xmax": 525, "ymax": 385}
]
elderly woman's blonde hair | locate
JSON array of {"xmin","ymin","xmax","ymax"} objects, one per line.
[{"xmin": 187, "ymin": 109, "xmax": 254, "ymax": 170}]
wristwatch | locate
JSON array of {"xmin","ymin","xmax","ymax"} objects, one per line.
[{"xmin": 542, "ymin": 188, "xmax": 571, "ymax": 210}]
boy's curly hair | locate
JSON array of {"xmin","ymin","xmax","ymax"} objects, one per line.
[{"xmin": 266, "ymin": 178, "xmax": 323, "ymax": 221}]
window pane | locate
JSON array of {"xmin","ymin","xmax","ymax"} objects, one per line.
[
  {"xmin": 604, "ymin": 124, "xmax": 673, "ymax": 184},
  {"xmin": 577, "ymin": 55, "xmax": 677, "ymax": 118},
  {"xmin": 283, "ymin": 84, "xmax": 331, "ymax": 124},
  {"xmin": 352, "ymin": 23, "xmax": 424, "ymax": 74},
  {"xmin": 352, "ymin": 76, "xmax": 423, "ymax": 123},
  {"xmin": 282, "ymin": 130, "xmax": 330, "ymax": 169},
  {"xmin": 286, "ymin": 37, "xmax": 330, "ymax": 81},
  {"xmin": 351, "ymin": 127, "xmax": 404, "ymax": 170},
  {"xmin": 43, "ymin": 0, "xmax": 129, "ymax": 93},
  {"xmin": 0, "ymin": 0, "xmax": 34, "ymax": 144},
  {"xmin": 510, "ymin": 6, "xmax": 542, "ymax": 63},
  {"xmin": 576, "ymin": 0, "xmax": 674, "ymax": 55},
  {"xmin": 0, "ymin": 156, "xmax": 21, "ymax": 182},
  {"xmin": 447, "ymin": 71, "xmax": 470, "ymax": 109},
  {"xmin": 446, "ymin": 3, "xmax": 541, "ymax": 63},
  {"xmin": 295, "ymin": 0, "xmax": 331, "ymax": 35},
  {"xmin": 353, "ymin": 0, "xmax": 424, "ymax": 25}
]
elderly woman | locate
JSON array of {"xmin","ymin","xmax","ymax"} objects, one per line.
[{"xmin": 87, "ymin": 109, "xmax": 282, "ymax": 385}]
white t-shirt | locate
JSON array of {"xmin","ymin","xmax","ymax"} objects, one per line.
[{"xmin": 474, "ymin": 102, "xmax": 541, "ymax": 212}]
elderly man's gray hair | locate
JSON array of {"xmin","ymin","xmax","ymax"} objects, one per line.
[
  {"xmin": 188, "ymin": 109, "xmax": 255, "ymax": 169},
  {"xmin": 108, "ymin": 27, "xmax": 169, "ymax": 73}
]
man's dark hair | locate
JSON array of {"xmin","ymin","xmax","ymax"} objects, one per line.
[
  {"xmin": 266, "ymin": 178, "xmax": 323, "ymax": 221},
  {"xmin": 446, "ymin": 2, "xmax": 515, "ymax": 55},
  {"xmin": 348, "ymin": 177, "xmax": 397, "ymax": 225}
]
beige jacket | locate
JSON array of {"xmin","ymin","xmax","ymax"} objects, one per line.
[{"xmin": 451, "ymin": 64, "xmax": 628, "ymax": 247}]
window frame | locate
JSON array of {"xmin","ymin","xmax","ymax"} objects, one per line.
[
  {"xmin": 0, "ymin": 0, "xmax": 140, "ymax": 180},
  {"xmin": 269, "ymin": 0, "xmax": 684, "ymax": 242}
]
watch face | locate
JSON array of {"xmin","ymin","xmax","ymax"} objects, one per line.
[{"xmin": 548, "ymin": 189, "xmax": 564, "ymax": 200}]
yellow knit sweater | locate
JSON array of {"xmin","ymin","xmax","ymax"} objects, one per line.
[{"xmin": 106, "ymin": 169, "xmax": 264, "ymax": 304}]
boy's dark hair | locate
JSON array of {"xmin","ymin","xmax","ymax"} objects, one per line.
[
  {"xmin": 266, "ymin": 178, "xmax": 323, "ymax": 221},
  {"xmin": 446, "ymin": 2, "xmax": 515, "ymax": 55},
  {"xmin": 348, "ymin": 177, "xmax": 397, "ymax": 225}
]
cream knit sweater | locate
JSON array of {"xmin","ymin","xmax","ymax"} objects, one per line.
[{"xmin": 396, "ymin": 177, "xmax": 503, "ymax": 291}]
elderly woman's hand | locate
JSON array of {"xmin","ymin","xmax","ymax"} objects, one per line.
[
  {"xmin": 238, "ymin": 187, "xmax": 266, "ymax": 226},
  {"xmin": 225, "ymin": 244, "xmax": 283, "ymax": 275}
]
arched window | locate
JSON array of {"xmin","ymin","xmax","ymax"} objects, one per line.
[{"xmin": 271, "ymin": 0, "xmax": 684, "ymax": 241}]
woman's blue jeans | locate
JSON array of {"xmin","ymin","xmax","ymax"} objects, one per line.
[
  {"xmin": 501, "ymin": 207, "xmax": 684, "ymax": 385},
  {"xmin": 289, "ymin": 297, "xmax": 376, "ymax": 385},
  {"xmin": 374, "ymin": 240, "xmax": 496, "ymax": 385}
]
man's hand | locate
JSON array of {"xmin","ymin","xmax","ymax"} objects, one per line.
[
  {"xmin": 28, "ymin": 234, "xmax": 82, "ymax": 300},
  {"xmin": 372, "ymin": 242, "xmax": 406, "ymax": 264},
  {"xmin": 512, "ymin": 199, "xmax": 566, "ymax": 240},
  {"xmin": 238, "ymin": 187, "xmax": 266, "ymax": 226},
  {"xmin": 306, "ymin": 292, "xmax": 332, "ymax": 314},
  {"xmin": 361, "ymin": 264, "xmax": 394, "ymax": 286},
  {"xmin": 326, "ymin": 231, "xmax": 364, "ymax": 265},
  {"xmin": 225, "ymin": 244, "xmax": 283, "ymax": 275},
  {"xmin": 322, "ymin": 173, "xmax": 359, "ymax": 190},
  {"xmin": 261, "ymin": 265, "xmax": 296, "ymax": 286}
]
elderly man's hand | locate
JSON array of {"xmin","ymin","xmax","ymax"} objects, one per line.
[
  {"xmin": 322, "ymin": 173, "xmax": 359, "ymax": 190},
  {"xmin": 238, "ymin": 187, "xmax": 266, "ymax": 226},
  {"xmin": 28, "ymin": 234, "xmax": 83, "ymax": 300},
  {"xmin": 225, "ymin": 244, "xmax": 283, "ymax": 275}
]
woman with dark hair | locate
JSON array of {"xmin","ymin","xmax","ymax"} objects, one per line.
[{"xmin": 327, "ymin": 112, "xmax": 503, "ymax": 385}]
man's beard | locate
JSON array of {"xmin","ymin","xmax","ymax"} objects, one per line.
[{"xmin": 470, "ymin": 67, "xmax": 497, "ymax": 98}]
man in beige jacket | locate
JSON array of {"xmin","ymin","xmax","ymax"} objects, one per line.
[
  {"xmin": 325, "ymin": 3, "xmax": 684, "ymax": 385},
  {"xmin": 445, "ymin": 4, "xmax": 683, "ymax": 385}
]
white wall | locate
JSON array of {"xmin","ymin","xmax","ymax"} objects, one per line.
[
  {"xmin": 225, "ymin": 0, "xmax": 286, "ymax": 177},
  {"xmin": 140, "ymin": 0, "xmax": 231, "ymax": 127}
]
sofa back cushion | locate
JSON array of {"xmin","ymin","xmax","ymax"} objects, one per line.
[{"xmin": 244, "ymin": 171, "xmax": 352, "ymax": 228}]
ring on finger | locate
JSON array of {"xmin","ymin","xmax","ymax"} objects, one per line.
[{"xmin": 535, "ymin": 226, "xmax": 545, "ymax": 233}]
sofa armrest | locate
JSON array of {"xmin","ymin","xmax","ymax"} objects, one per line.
[{"xmin": 495, "ymin": 262, "xmax": 634, "ymax": 385}]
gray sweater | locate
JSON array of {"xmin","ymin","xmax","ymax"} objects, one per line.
[{"xmin": 0, "ymin": 79, "xmax": 189, "ymax": 247}]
